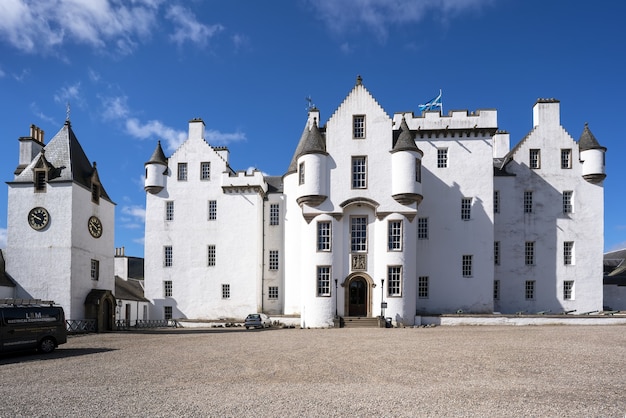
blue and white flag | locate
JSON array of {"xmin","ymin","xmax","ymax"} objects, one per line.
[{"xmin": 418, "ymin": 90, "xmax": 443, "ymax": 112}]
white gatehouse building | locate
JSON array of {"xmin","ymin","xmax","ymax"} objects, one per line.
[{"xmin": 143, "ymin": 76, "xmax": 607, "ymax": 327}]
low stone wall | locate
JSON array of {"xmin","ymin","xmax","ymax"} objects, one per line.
[{"xmin": 418, "ymin": 314, "xmax": 626, "ymax": 326}]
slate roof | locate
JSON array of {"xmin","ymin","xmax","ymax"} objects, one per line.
[
  {"xmin": 578, "ymin": 123, "xmax": 606, "ymax": 151},
  {"xmin": 264, "ymin": 176, "xmax": 283, "ymax": 193},
  {"xmin": 11, "ymin": 121, "xmax": 113, "ymax": 203},
  {"xmin": 145, "ymin": 141, "xmax": 168, "ymax": 165},
  {"xmin": 392, "ymin": 117, "xmax": 423, "ymax": 155},
  {"xmin": 115, "ymin": 277, "xmax": 148, "ymax": 302},
  {"xmin": 286, "ymin": 118, "xmax": 327, "ymax": 174}
]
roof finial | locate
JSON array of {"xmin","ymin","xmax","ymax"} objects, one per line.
[
  {"xmin": 305, "ymin": 95, "xmax": 316, "ymax": 112},
  {"xmin": 356, "ymin": 75, "xmax": 362, "ymax": 86},
  {"xmin": 65, "ymin": 101, "xmax": 71, "ymax": 124}
]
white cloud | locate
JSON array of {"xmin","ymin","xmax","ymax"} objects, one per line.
[
  {"xmin": 0, "ymin": 66, "xmax": 5, "ymax": 78},
  {"xmin": 166, "ymin": 4, "xmax": 224, "ymax": 47},
  {"xmin": 121, "ymin": 205, "xmax": 146, "ymax": 222},
  {"xmin": 0, "ymin": 228, "xmax": 6, "ymax": 249},
  {"xmin": 100, "ymin": 95, "xmax": 129, "ymax": 120},
  {"xmin": 125, "ymin": 118, "xmax": 188, "ymax": 152},
  {"xmin": 54, "ymin": 82, "xmax": 82, "ymax": 104},
  {"xmin": 306, "ymin": 0, "xmax": 493, "ymax": 42},
  {"xmin": 125, "ymin": 117, "xmax": 246, "ymax": 151},
  {"xmin": 0, "ymin": 0, "xmax": 161, "ymax": 55}
]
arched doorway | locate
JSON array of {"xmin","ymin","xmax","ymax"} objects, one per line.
[{"xmin": 349, "ymin": 277, "xmax": 368, "ymax": 316}]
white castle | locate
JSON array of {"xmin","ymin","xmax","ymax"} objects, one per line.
[{"xmin": 142, "ymin": 76, "xmax": 607, "ymax": 327}]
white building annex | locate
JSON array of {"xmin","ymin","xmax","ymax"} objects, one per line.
[{"xmin": 143, "ymin": 76, "xmax": 607, "ymax": 327}]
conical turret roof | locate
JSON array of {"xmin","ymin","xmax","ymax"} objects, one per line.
[
  {"xmin": 146, "ymin": 141, "xmax": 168, "ymax": 165},
  {"xmin": 578, "ymin": 123, "xmax": 605, "ymax": 151},
  {"xmin": 392, "ymin": 116, "xmax": 422, "ymax": 155}
]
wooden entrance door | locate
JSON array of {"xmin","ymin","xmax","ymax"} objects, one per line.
[{"xmin": 349, "ymin": 277, "xmax": 367, "ymax": 317}]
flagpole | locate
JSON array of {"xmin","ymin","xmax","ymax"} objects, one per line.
[{"xmin": 439, "ymin": 89, "xmax": 443, "ymax": 115}]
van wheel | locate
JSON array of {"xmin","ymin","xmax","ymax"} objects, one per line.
[{"xmin": 38, "ymin": 337, "xmax": 56, "ymax": 354}]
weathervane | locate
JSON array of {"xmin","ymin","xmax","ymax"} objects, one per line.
[
  {"xmin": 66, "ymin": 101, "xmax": 71, "ymax": 123},
  {"xmin": 305, "ymin": 96, "xmax": 316, "ymax": 112}
]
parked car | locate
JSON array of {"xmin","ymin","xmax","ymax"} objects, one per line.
[{"xmin": 244, "ymin": 313, "xmax": 271, "ymax": 329}]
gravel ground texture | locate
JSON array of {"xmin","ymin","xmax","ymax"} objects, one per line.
[{"xmin": 1, "ymin": 325, "xmax": 625, "ymax": 417}]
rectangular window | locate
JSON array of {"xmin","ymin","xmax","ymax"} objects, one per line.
[
  {"xmin": 91, "ymin": 184, "xmax": 100, "ymax": 204},
  {"xmin": 269, "ymin": 250, "xmax": 279, "ymax": 270},
  {"xmin": 417, "ymin": 217, "xmax": 428, "ymax": 240},
  {"xmin": 351, "ymin": 156, "xmax": 367, "ymax": 189},
  {"xmin": 388, "ymin": 220, "xmax": 402, "ymax": 251},
  {"xmin": 525, "ymin": 280, "xmax": 535, "ymax": 300},
  {"xmin": 207, "ymin": 245, "xmax": 216, "ymax": 266},
  {"xmin": 35, "ymin": 170, "xmax": 47, "ymax": 192},
  {"xmin": 208, "ymin": 200, "xmax": 217, "ymax": 221},
  {"xmin": 90, "ymin": 259, "xmax": 99, "ymax": 281},
  {"xmin": 561, "ymin": 149, "xmax": 572, "ymax": 169},
  {"xmin": 462, "ymin": 255, "xmax": 472, "ymax": 277},
  {"xmin": 524, "ymin": 191, "xmax": 533, "ymax": 214},
  {"xmin": 317, "ymin": 221, "xmax": 331, "ymax": 251},
  {"xmin": 164, "ymin": 245, "xmax": 172, "ymax": 267},
  {"xmin": 165, "ymin": 201, "xmax": 174, "ymax": 221},
  {"xmin": 222, "ymin": 284, "xmax": 230, "ymax": 299},
  {"xmin": 298, "ymin": 162, "xmax": 305, "ymax": 185},
  {"xmin": 564, "ymin": 241, "xmax": 574, "ymax": 265},
  {"xmin": 563, "ymin": 280, "xmax": 574, "ymax": 300},
  {"xmin": 201, "ymin": 161, "xmax": 211, "ymax": 180},
  {"xmin": 494, "ymin": 241, "xmax": 500, "ymax": 266},
  {"xmin": 164, "ymin": 306, "xmax": 172, "ymax": 320},
  {"xmin": 268, "ymin": 286, "xmax": 279, "ymax": 300},
  {"xmin": 437, "ymin": 148, "xmax": 448, "ymax": 168},
  {"xmin": 317, "ymin": 266, "xmax": 331, "ymax": 296},
  {"xmin": 494, "ymin": 280, "xmax": 500, "ymax": 300},
  {"xmin": 164, "ymin": 280, "xmax": 172, "ymax": 297},
  {"xmin": 270, "ymin": 204, "xmax": 280, "ymax": 226},
  {"xmin": 418, "ymin": 276, "xmax": 429, "ymax": 299},
  {"xmin": 563, "ymin": 191, "xmax": 573, "ymax": 214},
  {"xmin": 461, "ymin": 197, "xmax": 472, "ymax": 220},
  {"xmin": 350, "ymin": 216, "xmax": 367, "ymax": 252},
  {"xmin": 525, "ymin": 241, "xmax": 535, "ymax": 265},
  {"xmin": 494, "ymin": 190, "xmax": 500, "ymax": 214},
  {"xmin": 177, "ymin": 162, "xmax": 188, "ymax": 181},
  {"xmin": 529, "ymin": 149, "xmax": 540, "ymax": 169},
  {"xmin": 388, "ymin": 266, "xmax": 402, "ymax": 296},
  {"xmin": 353, "ymin": 115, "xmax": 365, "ymax": 138},
  {"xmin": 415, "ymin": 158, "xmax": 421, "ymax": 182}
]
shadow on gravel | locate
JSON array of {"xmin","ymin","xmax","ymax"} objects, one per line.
[
  {"xmin": 121, "ymin": 327, "xmax": 285, "ymax": 335},
  {"xmin": 0, "ymin": 347, "xmax": 117, "ymax": 365}
]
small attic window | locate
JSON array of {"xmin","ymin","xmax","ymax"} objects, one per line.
[
  {"xmin": 92, "ymin": 183, "xmax": 100, "ymax": 204},
  {"xmin": 353, "ymin": 115, "xmax": 365, "ymax": 139},
  {"xmin": 34, "ymin": 169, "xmax": 47, "ymax": 192}
]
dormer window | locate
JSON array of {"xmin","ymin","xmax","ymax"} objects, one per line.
[{"xmin": 34, "ymin": 169, "xmax": 47, "ymax": 192}]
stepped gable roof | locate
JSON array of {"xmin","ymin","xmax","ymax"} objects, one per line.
[
  {"xmin": 146, "ymin": 140, "xmax": 168, "ymax": 165},
  {"xmin": 286, "ymin": 117, "xmax": 327, "ymax": 174},
  {"xmin": 14, "ymin": 121, "xmax": 113, "ymax": 202},
  {"xmin": 392, "ymin": 116, "xmax": 422, "ymax": 154},
  {"xmin": 578, "ymin": 123, "xmax": 606, "ymax": 151},
  {"xmin": 115, "ymin": 277, "xmax": 148, "ymax": 302}
]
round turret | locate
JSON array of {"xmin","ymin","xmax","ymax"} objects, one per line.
[
  {"xmin": 144, "ymin": 141, "xmax": 168, "ymax": 194},
  {"xmin": 295, "ymin": 119, "xmax": 328, "ymax": 207},
  {"xmin": 390, "ymin": 117, "xmax": 423, "ymax": 205},
  {"xmin": 579, "ymin": 123, "xmax": 606, "ymax": 184}
]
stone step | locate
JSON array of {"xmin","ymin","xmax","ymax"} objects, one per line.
[{"xmin": 341, "ymin": 316, "xmax": 380, "ymax": 328}]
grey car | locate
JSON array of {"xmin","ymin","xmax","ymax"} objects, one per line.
[{"xmin": 244, "ymin": 313, "xmax": 271, "ymax": 329}]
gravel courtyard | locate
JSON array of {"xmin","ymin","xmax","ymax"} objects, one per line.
[{"xmin": 1, "ymin": 325, "xmax": 625, "ymax": 417}]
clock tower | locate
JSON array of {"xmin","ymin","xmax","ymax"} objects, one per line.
[{"xmin": 5, "ymin": 121, "xmax": 116, "ymax": 330}]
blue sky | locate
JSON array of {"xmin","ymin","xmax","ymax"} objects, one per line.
[{"xmin": 0, "ymin": 0, "xmax": 624, "ymax": 257}]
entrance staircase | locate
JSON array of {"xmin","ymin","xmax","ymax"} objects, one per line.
[{"xmin": 341, "ymin": 316, "xmax": 380, "ymax": 328}]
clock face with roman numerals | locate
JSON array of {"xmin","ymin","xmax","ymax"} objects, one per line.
[
  {"xmin": 88, "ymin": 216, "xmax": 103, "ymax": 238},
  {"xmin": 28, "ymin": 207, "xmax": 50, "ymax": 230}
]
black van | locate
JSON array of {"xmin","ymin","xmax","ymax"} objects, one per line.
[{"xmin": 0, "ymin": 301, "xmax": 67, "ymax": 354}]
